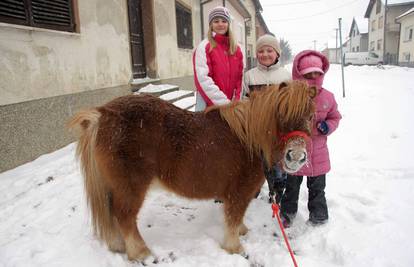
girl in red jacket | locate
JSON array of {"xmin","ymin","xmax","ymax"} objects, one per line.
[
  {"xmin": 280, "ymin": 50, "xmax": 342, "ymax": 227},
  {"xmin": 193, "ymin": 6, "xmax": 244, "ymax": 111}
]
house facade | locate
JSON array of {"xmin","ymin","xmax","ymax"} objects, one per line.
[
  {"xmin": 364, "ymin": 0, "xmax": 414, "ymax": 64},
  {"xmin": 349, "ymin": 17, "xmax": 369, "ymax": 52},
  {"xmin": 396, "ymin": 7, "xmax": 414, "ymax": 66},
  {"xmin": 0, "ymin": 0, "xmax": 268, "ymax": 172}
]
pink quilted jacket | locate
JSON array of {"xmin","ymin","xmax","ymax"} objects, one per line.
[{"xmin": 292, "ymin": 50, "xmax": 342, "ymax": 177}]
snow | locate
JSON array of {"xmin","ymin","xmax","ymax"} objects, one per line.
[
  {"xmin": 137, "ymin": 84, "xmax": 178, "ymax": 94},
  {"xmin": 172, "ymin": 96, "xmax": 196, "ymax": 110},
  {"xmin": 160, "ymin": 90, "xmax": 193, "ymax": 102},
  {"xmin": 1, "ymin": 65, "xmax": 414, "ymax": 266}
]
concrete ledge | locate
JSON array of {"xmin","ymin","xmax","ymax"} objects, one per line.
[{"xmin": 0, "ymin": 84, "xmax": 131, "ymax": 173}]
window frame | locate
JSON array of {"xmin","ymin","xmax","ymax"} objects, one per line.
[
  {"xmin": 404, "ymin": 26, "xmax": 413, "ymax": 42},
  {"xmin": 370, "ymin": 41, "xmax": 375, "ymax": 51},
  {"xmin": 377, "ymin": 39, "xmax": 382, "ymax": 50},
  {"xmin": 378, "ymin": 16, "xmax": 383, "ymax": 29},
  {"xmin": 175, "ymin": 1, "xmax": 193, "ymax": 50},
  {"xmin": 0, "ymin": 0, "xmax": 77, "ymax": 33},
  {"xmin": 376, "ymin": 0, "xmax": 381, "ymax": 14}
]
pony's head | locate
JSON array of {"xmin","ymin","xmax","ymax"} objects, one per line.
[
  {"xmin": 272, "ymin": 81, "xmax": 316, "ymax": 173},
  {"xmin": 219, "ymin": 80, "xmax": 316, "ymax": 174}
]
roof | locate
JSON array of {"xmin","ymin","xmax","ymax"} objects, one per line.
[
  {"xmin": 251, "ymin": 0, "xmax": 263, "ymax": 12},
  {"xmin": 396, "ymin": 7, "xmax": 414, "ymax": 20},
  {"xmin": 349, "ymin": 17, "xmax": 368, "ymax": 37},
  {"xmin": 256, "ymin": 11, "xmax": 270, "ymax": 34},
  {"xmin": 364, "ymin": 0, "xmax": 414, "ymax": 18}
]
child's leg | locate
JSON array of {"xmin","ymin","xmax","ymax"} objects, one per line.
[
  {"xmin": 280, "ymin": 175, "xmax": 303, "ymax": 224},
  {"xmin": 307, "ymin": 174, "xmax": 328, "ymax": 224}
]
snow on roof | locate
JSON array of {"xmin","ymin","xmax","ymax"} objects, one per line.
[
  {"xmin": 354, "ymin": 17, "xmax": 368, "ymax": 34},
  {"xmin": 396, "ymin": 7, "xmax": 414, "ymax": 19}
]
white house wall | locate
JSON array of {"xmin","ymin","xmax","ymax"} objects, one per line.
[
  {"xmin": 153, "ymin": 0, "xmax": 200, "ymax": 79},
  {"xmin": 0, "ymin": 0, "xmax": 131, "ymax": 106},
  {"xmin": 398, "ymin": 13, "xmax": 414, "ymax": 64},
  {"xmin": 367, "ymin": 1, "xmax": 385, "ymax": 54}
]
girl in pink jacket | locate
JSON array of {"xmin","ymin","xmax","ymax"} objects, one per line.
[
  {"xmin": 280, "ymin": 50, "xmax": 342, "ymax": 227},
  {"xmin": 193, "ymin": 6, "xmax": 244, "ymax": 111}
]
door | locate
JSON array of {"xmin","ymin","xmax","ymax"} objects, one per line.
[{"xmin": 127, "ymin": 0, "xmax": 146, "ymax": 78}]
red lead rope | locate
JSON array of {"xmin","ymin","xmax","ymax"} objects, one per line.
[{"xmin": 271, "ymin": 203, "xmax": 299, "ymax": 267}]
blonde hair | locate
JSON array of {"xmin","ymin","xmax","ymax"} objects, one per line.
[{"xmin": 207, "ymin": 25, "xmax": 238, "ymax": 55}]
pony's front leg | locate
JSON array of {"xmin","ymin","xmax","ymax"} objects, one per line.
[{"xmin": 222, "ymin": 200, "xmax": 250, "ymax": 254}]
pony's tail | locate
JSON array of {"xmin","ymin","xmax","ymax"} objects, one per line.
[{"xmin": 67, "ymin": 109, "xmax": 114, "ymax": 244}]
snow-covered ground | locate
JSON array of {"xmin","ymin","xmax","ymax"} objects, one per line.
[{"xmin": 1, "ymin": 65, "xmax": 414, "ymax": 267}]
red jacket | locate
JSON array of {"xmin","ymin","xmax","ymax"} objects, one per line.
[{"xmin": 193, "ymin": 34, "xmax": 244, "ymax": 106}]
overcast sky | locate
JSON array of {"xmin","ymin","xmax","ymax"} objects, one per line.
[{"xmin": 260, "ymin": 0, "xmax": 370, "ymax": 54}]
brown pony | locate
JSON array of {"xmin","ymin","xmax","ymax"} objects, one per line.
[{"xmin": 68, "ymin": 81, "xmax": 316, "ymax": 261}]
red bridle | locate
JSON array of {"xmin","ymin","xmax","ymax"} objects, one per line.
[{"xmin": 280, "ymin": 130, "xmax": 310, "ymax": 144}]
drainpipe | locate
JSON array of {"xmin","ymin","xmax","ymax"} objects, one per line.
[
  {"xmin": 383, "ymin": 0, "xmax": 388, "ymax": 63},
  {"xmin": 244, "ymin": 17, "xmax": 251, "ymax": 68},
  {"xmin": 396, "ymin": 19, "xmax": 401, "ymax": 66},
  {"xmin": 200, "ymin": 0, "xmax": 213, "ymax": 39}
]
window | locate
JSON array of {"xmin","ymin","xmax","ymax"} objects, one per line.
[
  {"xmin": 371, "ymin": 20, "xmax": 376, "ymax": 31},
  {"xmin": 404, "ymin": 26, "xmax": 413, "ymax": 41},
  {"xmin": 0, "ymin": 0, "xmax": 76, "ymax": 32},
  {"xmin": 357, "ymin": 46, "xmax": 359, "ymax": 52},
  {"xmin": 352, "ymin": 47, "xmax": 355, "ymax": 52},
  {"xmin": 403, "ymin": 52, "xmax": 410, "ymax": 61},
  {"xmin": 378, "ymin": 16, "xmax": 383, "ymax": 29},
  {"xmin": 377, "ymin": 39, "xmax": 382, "ymax": 50},
  {"xmin": 370, "ymin": 41, "xmax": 375, "ymax": 51},
  {"xmin": 353, "ymin": 29, "xmax": 356, "ymax": 37},
  {"xmin": 175, "ymin": 2, "xmax": 193, "ymax": 49},
  {"xmin": 376, "ymin": 0, "xmax": 381, "ymax": 14},
  {"xmin": 369, "ymin": 52, "xmax": 379, "ymax": 58}
]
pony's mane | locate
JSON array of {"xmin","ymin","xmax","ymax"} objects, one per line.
[{"xmin": 217, "ymin": 81, "xmax": 314, "ymax": 166}]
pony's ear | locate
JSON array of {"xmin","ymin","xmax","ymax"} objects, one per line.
[
  {"xmin": 308, "ymin": 86, "xmax": 317, "ymax": 99},
  {"xmin": 278, "ymin": 82, "xmax": 289, "ymax": 90}
]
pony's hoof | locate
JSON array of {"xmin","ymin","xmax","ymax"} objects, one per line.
[
  {"xmin": 140, "ymin": 254, "xmax": 158, "ymax": 266},
  {"xmin": 222, "ymin": 243, "xmax": 244, "ymax": 254},
  {"xmin": 108, "ymin": 239, "xmax": 126, "ymax": 253},
  {"xmin": 239, "ymin": 224, "xmax": 248, "ymax": 236},
  {"xmin": 127, "ymin": 246, "xmax": 152, "ymax": 262}
]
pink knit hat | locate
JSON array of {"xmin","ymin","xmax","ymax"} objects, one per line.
[{"xmin": 298, "ymin": 54, "xmax": 324, "ymax": 75}]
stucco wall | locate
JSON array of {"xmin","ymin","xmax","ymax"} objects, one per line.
[
  {"xmin": 368, "ymin": 1, "xmax": 385, "ymax": 53},
  {"xmin": 0, "ymin": 0, "xmax": 131, "ymax": 106},
  {"xmin": 153, "ymin": 0, "xmax": 199, "ymax": 80},
  {"xmin": 398, "ymin": 13, "xmax": 414, "ymax": 63}
]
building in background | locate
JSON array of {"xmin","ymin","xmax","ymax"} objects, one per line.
[
  {"xmin": 349, "ymin": 17, "xmax": 369, "ymax": 52},
  {"xmin": 395, "ymin": 7, "xmax": 414, "ymax": 66},
  {"xmin": 364, "ymin": 0, "xmax": 414, "ymax": 64}
]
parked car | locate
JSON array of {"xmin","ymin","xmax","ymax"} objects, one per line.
[{"xmin": 343, "ymin": 52, "xmax": 383, "ymax": 66}]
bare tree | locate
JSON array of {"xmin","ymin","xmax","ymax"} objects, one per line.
[{"xmin": 279, "ymin": 38, "xmax": 292, "ymax": 66}]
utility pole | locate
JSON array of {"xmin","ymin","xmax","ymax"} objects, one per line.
[
  {"xmin": 335, "ymin": 28, "xmax": 339, "ymax": 63},
  {"xmin": 383, "ymin": 0, "xmax": 388, "ymax": 64},
  {"xmin": 313, "ymin": 40, "xmax": 317, "ymax": 50},
  {"xmin": 339, "ymin": 18, "xmax": 345, "ymax": 98}
]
